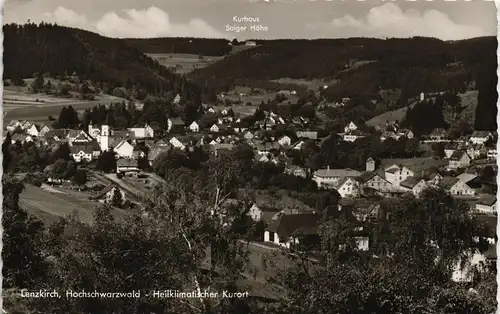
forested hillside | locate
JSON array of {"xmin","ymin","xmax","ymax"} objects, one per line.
[
  {"xmin": 189, "ymin": 36, "xmax": 497, "ymax": 130},
  {"xmin": 3, "ymin": 23, "xmax": 214, "ymax": 103},
  {"xmin": 123, "ymin": 37, "xmax": 232, "ymax": 56}
]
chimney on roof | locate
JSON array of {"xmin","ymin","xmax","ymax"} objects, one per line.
[{"xmin": 327, "ymin": 165, "xmax": 330, "ymax": 171}]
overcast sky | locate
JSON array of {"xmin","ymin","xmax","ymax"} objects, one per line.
[{"xmin": 4, "ymin": 0, "xmax": 498, "ymax": 40}]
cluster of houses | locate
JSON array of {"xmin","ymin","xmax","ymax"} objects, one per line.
[{"xmin": 5, "ymin": 102, "xmax": 496, "ymax": 285}]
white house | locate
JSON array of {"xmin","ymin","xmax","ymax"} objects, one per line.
[
  {"xmin": 441, "ymin": 177, "xmax": 475, "ymax": 197},
  {"xmin": 26, "ymin": 124, "xmax": 39, "ymax": 137},
  {"xmin": 247, "ymin": 204, "xmax": 264, "ymax": 221},
  {"xmin": 397, "ymin": 128, "xmax": 414, "ymax": 139},
  {"xmin": 128, "ymin": 123, "xmax": 154, "ymax": 139},
  {"xmin": 6, "ymin": 120, "xmax": 21, "ymax": 131},
  {"xmin": 278, "ymin": 135, "xmax": 292, "ymax": 147},
  {"xmin": 343, "ymin": 130, "xmax": 366, "ymax": 142},
  {"xmin": 188, "ymin": 121, "xmax": 200, "ymax": 132},
  {"xmin": 344, "ymin": 121, "xmax": 357, "ymax": 133},
  {"xmin": 209, "ymin": 124, "xmax": 220, "ymax": 133},
  {"xmin": 469, "ymin": 131, "xmax": 492, "ymax": 145},
  {"xmin": 358, "ymin": 172, "xmax": 394, "ymax": 194},
  {"xmin": 70, "ymin": 142, "xmax": 101, "ymax": 163},
  {"xmin": 169, "ymin": 137, "xmax": 186, "ymax": 150},
  {"xmin": 383, "ymin": 164, "xmax": 414, "ymax": 186},
  {"xmin": 116, "ymin": 158, "xmax": 140, "ymax": 174},
  {"xmin": 335, "ymin": 177, "xmax": 360, "ymax": 198},
  {"xmin": 173, "ymin": 94, "xmax": 181, "ymax": 104},
  {"xmin": 313, "ymin": 167, "xmax": 362, "ymax": 189},
  {"xmin": 448, "ymin": 151, "xmax": 471, "ymax": 170},
  {"xmin": 243, "ymin": 131, "xmax": 254, "ymax": 140},
  {"xmin": 400, "ymin": 177, "xmax": 428, "ymax": 197},
  {"xmin": 21, "ymin": 120, "xmax": 32, "ymax": 130},
  {"xmin": 475, "ymin": 195, "xmax": 496, "ymax": 214},
  {"xmin": 113, "ymin": 140, "xmax": 134, "ymax": 159},
  {"xmin": 264, "ymin": 213, "xmax": 319, "ymax": 249},
  {"xmin": 39, "ymin": 124, "xmax": 51, "ymax": 137},
  {"xmin": 487, "ymin": 147, "xmax": 497, "ymax": 160}
]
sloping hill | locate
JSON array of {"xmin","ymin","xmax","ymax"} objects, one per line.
[
  {"xmin": 123, "ymin": 37, "xmax": 231, "ymax": 56},
  {"xmin": 189, "ymin": 37, "xmax": 496, "ymax": 100},
  {"xmin": 3, "ymin": 23, "xmax": 209, "ymax": 102}
]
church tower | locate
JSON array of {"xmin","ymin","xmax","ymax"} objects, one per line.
[
  {"xmin": 366, "ymin": 157, "xmax": 375, "ymax": 172},
  {"xmin": 100, "ymin": 114, "xmax": 110, "ymax": 152}
]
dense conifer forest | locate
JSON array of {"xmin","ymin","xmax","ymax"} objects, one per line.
[{"xmin": 3, "ymin": 23, "xmax": 215, "ymax": 104}]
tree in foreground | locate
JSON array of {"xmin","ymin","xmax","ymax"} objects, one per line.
[
  {"xmin": 2, "ymin": 177, "xmax": 47, "ymax": 289},
  {"xmin": 21, "ymin": 153, "xmax": 259, "ymax": 313},
  {"xmin": 269, "ymin": 188, "xmax": 495, "ymax": 314}
]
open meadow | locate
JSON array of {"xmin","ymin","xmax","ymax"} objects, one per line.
[
  {"xmin": 20, "ymin": 184, "xmax": 129, "ymax": 225},
  {"xmin": 3, "ymin": 83, "xmax": 127, "ymax": 124},
  {"xmin": 146, "ymin": 53, "xmax": 225, "ymax": 75}
]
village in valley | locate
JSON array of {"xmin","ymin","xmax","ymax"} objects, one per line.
[
  {"xmin": 4, "ymin": 78, "xmax": 498, "ymax": 284},
  {"xmin": 2, "ymin": 11, "xmax": 498, "ymax": 311}
]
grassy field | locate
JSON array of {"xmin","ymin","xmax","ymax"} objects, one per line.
[
  {"xmin": 365, "ymin": 106, "xmax": 410, "ymax": 129},
  {"xmin": 20, "ymin": 184, "xmax": 129, "ymax": 225},
  {"xmin": 147, "ymin": 53, "xmax": 225, "ymax": 75},
  {"xmin": 3, "ymin": 85, "xmax": 127, "ymax": 125},
  {"xmin": 270, "ymin": 78, "xmax": 336, "ymax": 90},
  {"xmin": 365, "ymin": 90, "xmax": 479, "ymax": 129},
  {"xmin": 216, "ymin": 85, "xmax": 299, "ymax": 116}
]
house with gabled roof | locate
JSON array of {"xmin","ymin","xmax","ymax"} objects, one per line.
[
  {"xmin": 39, "ymin": 124, "xmax": 51, "ymax": 137},
  {"xmin": 20, "ymin": 120, "xmax": 32, "ymax": 130},
  {"xmin": 475, "ymin": 194, "xmax": 496, "ymax": 214},
  {"xmin": 113, "ymin": 140, "xmax": 134, "ymax": 159},
  {"xmin": 278, "ymin": 135, "xmax": 292, "ymax": 147},
  {"xmin": 169, "ymin": 137, "xmax": 186, "ymax": 150},
  {"xmin": 357, "ymin": 171, "xmax": 394, "ymax": 193},
  {"xmin": 6, "ymin": 120, "xmax": 21, "ymax": 132},
  {"xmin": 128, "ymin": 123, "xmax": 154, "ymax": 139},
  {"xmin": 69, "ymin": 130, "xmax": 93, "ymax": 144},
  {"xmin": 469, "ymin": 131, "xmax": 492, "ymax": 145},
  {"xmin": 397, "ymin": 128, "xmax": 414, "ymax": 139},
  {"xmin": 466, "ymin": 144, "xmax": 487, "ymax": 160},
  {"xmin": 344, "ymin": 121, "xmax": 357, "ymax": 133},
  {"xmin": 429, "ymin": 128, "xmax": 447, "ymax": 142},
  {"xmin": 400, "ymin": 177, "xmax": 427, "ymax": 197},
  {"xmin": 167, "ymin": 117, "xmax": 185, "ymax": 133},
  {"xmin": 25, "ymin": 124, "xmax": 40, "ymax": 137},
  {"xmin": 188, "ymin": 121, "xmax": 200, "ymax": 133},
  {"xmin": 334, "ymin": 177, "xmax": 361, "ymax": 198},
  {"xmin": 264, "ymin": 212, "xmax": 320, "ymax": 249},
  {"xmin": 440, "ymin": 176, "xmax": 475, "ymax": 197},
  {"xmin": 448, "ymin": 151, "xmax": 471, "ymax": 170},
  {"xmin": 70, "ymin": 141, "xmax": 101, "ymax": 163},
  {"xmin": 313, "ymin": 167, "xmax": 362, "ymax": 190}
]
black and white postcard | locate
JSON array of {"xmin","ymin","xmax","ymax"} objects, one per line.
[{"xmin": 2, "ymin": 0, "xmax": 498, "ymax": 313}]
